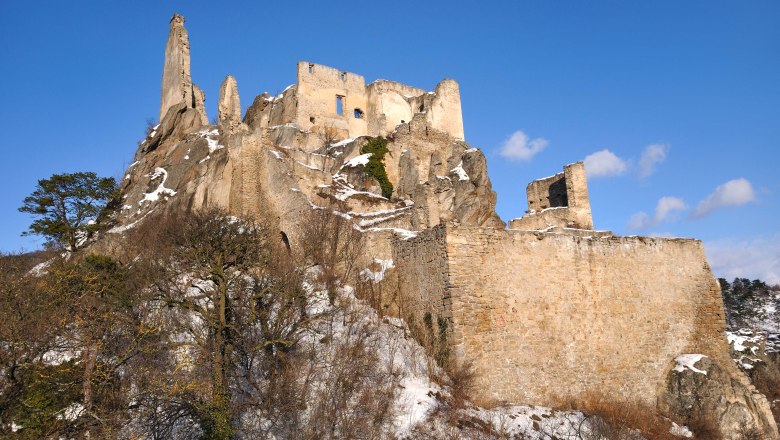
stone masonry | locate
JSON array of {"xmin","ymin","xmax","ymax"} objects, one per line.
[
  {"xmin": 393, "ymin": 226, "xmax": 767, "ymax": 410},
  {"xmin": 242, "ymin": 61, "xmax": 464, "ymax": 150},
  {"xmin": 510, "ymin": 162, "xmax": 593, "ymax": 230}
]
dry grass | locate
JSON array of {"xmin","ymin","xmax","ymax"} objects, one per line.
[{"xmin": 557, "ymin": 392, "xmax": 685, "ymax": 440}]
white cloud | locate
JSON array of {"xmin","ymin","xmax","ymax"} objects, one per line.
[
  {"xmin": 706, "ymin": 235, "xmax": 780, "ymax": 285},
  {"xmin": 627, "ymin": 196, "xmax": 687, "ymax": 230},
  {"xmin": 654, "ymin": 196, "xmax": 687, "ymax": 223},
  {"xmin": 638, "ymin": 143, "xmax": 669, "ymax": 178},
  {"xmin": 691, "ymin": 178, "xmax": 756, "ymax": 218},
  {"xmin": 498, "ymin": 130, "xmax": 549, "ymax": 161},
  {"xmin": 583, "ymin": 149, "xmax": 628, "ymax": 178},
  {"xmin": 627, "ymin": 212, "xmax": 651, "ymax": 230}
]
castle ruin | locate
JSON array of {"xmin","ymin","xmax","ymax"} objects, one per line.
[
  {"xmin": 114, "ymin": 14, "xmax": 779, "ymax": 438},
  {"xmin": 242, "ymin": 61, "xmax": 464, "ymax": 146},
  {"xmin": 509, "ymin": 161, "xmax": 593, "ymax": 230}
]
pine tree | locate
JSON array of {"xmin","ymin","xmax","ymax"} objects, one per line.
[{"xmin": 19, "ymin": 172, "xmax": 118, "ymax": 251}]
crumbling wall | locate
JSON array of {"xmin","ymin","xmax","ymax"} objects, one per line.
[
  {"xmin": 424, "ymin": 79, "xmax": 464, "ymax": 141},
  {"xmin": 246, "ymin": 62, "xmax": 466, "ymax": 148},
  {"xmin": 510, "ymin": 162, "xmax": 593, "ymax": 230},
  {"xmin": 391, "ymin": 226, "xmax": 451, "ymax": 322},
  {"xmin": 395, "ymin": 226, "xmax": 733, "ymax": 407},
  {"xmin": 295, "ymin": 62, "xmax": 368, "ymax": 139},
  {"xmin": 366, "ymin": 80, "xmax": 425, "ymax": 136}
]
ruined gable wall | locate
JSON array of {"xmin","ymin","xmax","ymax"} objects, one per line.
[
  {"xmin": 512, "ymin": 162, "xmax": 593, "ymax": 230},
  {"xmin": 425, "ymin": 79, "xmax": 464, "ymax": 141},
  {"xmin": 366, "ymin": 80, "xmax": 425, "ymax": 136},
  {"xmin": 526, "ymin": 172, "xmax": 566, "ymax": 211},
  {"xmin": 564, "ymin": 162, "xmax": 590, "ymax": 213},
  {"xmin": 396, "ymin": 227, "xmax": 730, "ymax": 407},
  {"xmin": 295, "ymin": 62, "xmax": 368, "ymax": 139}
]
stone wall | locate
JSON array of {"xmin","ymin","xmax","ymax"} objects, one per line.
[
  {"xmin": 511, "ymin": 162, "xmax": 592, "ymax": 230},
  {"xmin": 296, "ymin": 62, "xmax": 369, "ymax": 138},
  {"xmin": 391, "ymin": 226, "xmax": 451, "ymax": 322},
  {"xmin": 396, "ymin": 226, "xmax": 732, "ymax": 407}
]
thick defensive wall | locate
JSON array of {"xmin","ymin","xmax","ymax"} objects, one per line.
[{"xmin": 394, "ymin": 226, "xmax": 730, "ymax": 406}]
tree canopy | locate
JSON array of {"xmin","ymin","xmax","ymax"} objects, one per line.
[{"xmin": 19, "ymin": 172, "xmax": 118, "ymax": 251}]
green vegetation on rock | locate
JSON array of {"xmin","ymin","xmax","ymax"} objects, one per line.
[{"xmin": 360, "ymin": 137, "xmax": 393, "ymax": 199}]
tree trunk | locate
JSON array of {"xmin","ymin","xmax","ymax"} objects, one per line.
[{"xmin": 83, "ymin": 342, "xmax": 97, "ymax": 410}]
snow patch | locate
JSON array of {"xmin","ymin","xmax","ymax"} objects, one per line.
[
  {"xmin": 269, "ymin": 150, "xmax": 284, "ymax": 160},
  {"xmin": 57, "ymin": 403, "xmax": 85, "ymax": 421},
  {"xmin": 450, "ymin": 161, "xmax": 469, "ymax": 181},
  {"xmin": 673, "ymin": 354, "xmax": 708, "ymax": 375},
  {"xmin": 360, "ymin": 259, "xmax": 395, "ymax": 282},
  {"xmin": 29, "ymin": 259, "xmax": 53, "ymax": 277},
  {"xmin": 330, "ymin": 137, "xmax": 355, "ymax": 148},
  {"xmin": 344, "ymin": 153, "xmax": 372, "ymax": 168},
  {"xmin": 139, "ymin": 168, "xmax": 177, "ymax": 205},
  {"xmin": 670, "ymin": 422, "xmax": 694, "ymax": 438},
  {"xmin": 197, "ymin": 127, "xmax": 224, "ymax": 152},
  {"xmin": 395, "ymin": 376, "xmax": 439, "ymax": 435},
  {"xmin": 108, "ymin": 209, "xmax": 156, "ymax": 234}
]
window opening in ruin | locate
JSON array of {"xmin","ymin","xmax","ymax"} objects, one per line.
[
  {"xmin": 354, "ymin": 108, "xmax": 364, "ymax": 119},
  {"xmin": 340, "ymin": 72, "xmax": 346, "ymax": 81},
  {"xmin": 310, "ymin": 116, "xmax": 315, "ymax": 123},
  {"xmin": 548, "ymin": 179, "xmax": 569, "ymax": 208},
  {"xmin": 308, "ymin": 63, "xmax": 314, "ymax": 74},
  {"xmin": 336, "ymin": 95, "xmax": 344, "ymax": 116},
  {"xmin": 419, "ymin": 104, "xmax": 425, "ymax": 112},
  {"xmin": 400, "ymin": 120, "xmax": 405, "ymax": 124}
]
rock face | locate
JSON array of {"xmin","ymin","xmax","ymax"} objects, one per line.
[
  {"xmin": 159, "ymin": 14, "xmax": 207, "ymax": 125},
  {"xmin": 662, "ymin": 354, "xmax": 779, "ymax": 439},
  {"xmin": 218, "ymin": 75, "xmax": 241, "ymax": 134}
]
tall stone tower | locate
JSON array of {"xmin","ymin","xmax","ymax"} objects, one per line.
[{"xmin": 159, "ymin": 14, "xmax": 207, "ymax": 124}]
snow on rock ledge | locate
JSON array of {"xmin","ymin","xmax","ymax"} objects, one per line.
[{"xmin": 673, "ymin": 354, "xmax": 708, "ymax": 375}]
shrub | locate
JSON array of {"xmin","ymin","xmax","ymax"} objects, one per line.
[{"xmin": 360, "ymin": 137, "xmax": 393, "ymax": 199}]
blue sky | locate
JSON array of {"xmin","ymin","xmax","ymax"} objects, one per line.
[{"xmin": 1, "ymin": 1, "xmax": 778, "ymax": 283}]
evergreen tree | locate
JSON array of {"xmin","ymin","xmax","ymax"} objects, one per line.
[{"xmin": 19, "ymin": 172, "xmax": 118, "ymax": 251}]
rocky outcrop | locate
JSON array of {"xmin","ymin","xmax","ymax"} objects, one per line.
[
  {"xmin": 661, "ymin": 354, "xmax": 779, "ymax": 439},
  {"xmin": 140, "ymin": 102, "xmax": 203, "ymax": 155},
  {"xmin": 218, "ymin": 75, "xmax": 241, "ymax": 134},
  {"xmin": 159, "ymin": 14, "xmax": 207, "ymax": 125},
  {"xmin": 243, "ymin": 93, "xmax": 271, "ymax": 130}
]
